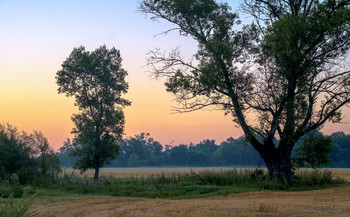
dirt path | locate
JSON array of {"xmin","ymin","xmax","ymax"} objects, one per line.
[{"xmin": 33, "ymin": 185, "xmax": 350, "ymax": 217}]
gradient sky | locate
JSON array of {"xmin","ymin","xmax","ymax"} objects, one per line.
[{"xmin": 0, "ymin": 0, "xmax": 349, "ymax": 150}]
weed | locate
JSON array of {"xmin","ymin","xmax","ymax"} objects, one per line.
[
  {"xmin": 0, "ymin": 185, "xmax": 23, "ymax": 198},
  {"xmin": 0, "ymin": 194, "xmax": 37, "ymax": 217},
  {"xmin": 258, "ymin": 202, "xmax": 278, "ymax": 213}
]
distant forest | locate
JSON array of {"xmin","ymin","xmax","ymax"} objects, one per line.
[{"xmin": 57, "ymin": 131, "xmax": 350, "ymax": 168}]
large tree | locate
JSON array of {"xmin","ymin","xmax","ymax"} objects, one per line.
[
  {"xmin": 140, "ymin": 0, "xmax": 350, "ymax": 181},
  {"xmin": 56, "ymin": 45, "xmax": 130, "ymax": 182}
]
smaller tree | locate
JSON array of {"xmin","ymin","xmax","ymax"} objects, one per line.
[
  {"xmin": 293, "ymin": 133, "xmax": 333, "ymax": 170},
  {"xmin": 56, "ymin": 45, "xmax": 130, "ymax": 182},
  {"xmin": 0, "ymin": 123, "xmax": 61, "ymax": 184},
  {"xmin": 28, "ymin": 131, "xmax": 61, "ymax": 176}
]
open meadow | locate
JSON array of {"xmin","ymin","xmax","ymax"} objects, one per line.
[{"xmin": 30, "ymin": 168, "xmax": 350, "ymax": 217}]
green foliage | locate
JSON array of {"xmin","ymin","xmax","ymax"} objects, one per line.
[
  {"xmin": 0, "ymin": 123, "xmax": 61, "ymax": 184},
  {"xmin": 293, "ymin": 133, "xmax": 333, "ymax": 169},
  {"xmin": 56, "ymin": 45, "xmax": 130, "ymax": 181}
]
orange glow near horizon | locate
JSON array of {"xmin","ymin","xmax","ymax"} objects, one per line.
[{"xmin": 2, "ymin": 68, "xmax": 350, "ymax": 151}]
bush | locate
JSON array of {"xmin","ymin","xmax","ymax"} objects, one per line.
[{"xmin": 0, "ymin": 123, "xmax": 61, "ymax": 185}]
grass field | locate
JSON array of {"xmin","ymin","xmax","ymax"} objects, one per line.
[
  {"xmin": 31, "ymin": 168, "xmax": 350, "ymax": 217},
  {"xmin": 61, "ymin": 167, "xmax": 350, "ymax": 181},
  {"xmin": 61, "ymin": 167, "xmax": 241, "ymax": 178}
]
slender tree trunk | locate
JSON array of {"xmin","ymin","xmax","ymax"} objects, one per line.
[{"xmin": 94, "ymin": 166, "xmax": 100, "ymax": 183}]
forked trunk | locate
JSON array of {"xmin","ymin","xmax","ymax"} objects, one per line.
[{"xmin": 94, "ymin": 167, "xmax": 100, "ymax": 182}]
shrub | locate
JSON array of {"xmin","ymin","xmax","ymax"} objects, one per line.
[{"xmin": 0, "ymin": 123, "xmax": 61, "ymax": 185}]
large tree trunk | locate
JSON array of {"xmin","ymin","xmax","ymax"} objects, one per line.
[
  {"xmin": 262, "ymin": 148, "xmax": 293, "ymax": 182},
  {"xmin": 94, "ymin": 166, "xmax": 100, "ymax": 182}
]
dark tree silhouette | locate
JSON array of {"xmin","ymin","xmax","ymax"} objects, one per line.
[
  {"xmin": 0, "ymin": 123, "xmax": 61, "ymax": 184},
  {"xmin": 140, "ymin": 0, "xmax": 350, "ymax": 181},
  {"xmin": 56, "ymin": 45, "xmax": 130, "ymax": 182}
]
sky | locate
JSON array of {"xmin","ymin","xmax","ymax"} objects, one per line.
[{"xmin": 0, "ymin": 0, "xmax": 349, "ymax": 150}]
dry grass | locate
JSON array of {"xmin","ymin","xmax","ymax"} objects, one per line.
[
  {"xmin": 35, "ymin": 168, "xmax": 349, "ymax": 217},
  {"xmin": 32, "ymin": 185, "xmax": 350, "ymax": 217},
  {"xmin": 329, "ymin": 168, "xmax": 350, "ymax": 182},
  {"xmin": 258, "ymin": 202, "xmax": 278, "ymax": 213}
]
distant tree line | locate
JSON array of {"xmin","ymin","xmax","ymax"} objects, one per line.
[
  {"xmin": 329, "ymin": 132, "xmax": 350, "ymax": 168},
  {"xmin": 57, "ymin": 131, "xmax": 350, "ymax": 168}
]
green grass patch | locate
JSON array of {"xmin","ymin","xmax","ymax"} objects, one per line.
[
  {"xmin": 28, "ymin": 168, "xmax": 344, "ymax": 199},
  {"xmin": 0, "ymin": 196, "xmax": 37, "ymax": 217},
  {"xmin": 1, "ymin": 169, "xmax": 345, "ymax": 201}
]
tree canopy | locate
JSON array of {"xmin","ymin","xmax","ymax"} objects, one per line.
[{"xmin": 56, "ymin": 45, "xmax": 130, "ymax": 182}]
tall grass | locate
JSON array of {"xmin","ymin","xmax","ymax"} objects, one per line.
[
  {"xmin": 1, "ymin": 169, "xmax": 342, "ymax": 200},
  {"xmin": 0, "ymin": 195, "xmax": 37, "ymax": 217},
  {"xmin": 196, "ymin": 168, "xmax": 341, "ymax": 189},
  {"xmin": 195, "ymin": 168, "xmax": 267, "ymax": 185},
  {"xmin": 26, "ymin": 168, "xmax": 341, "ymax": 199}
]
